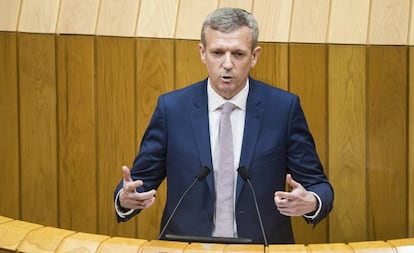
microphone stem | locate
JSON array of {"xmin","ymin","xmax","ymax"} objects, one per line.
[
  {"xmin": 158, "ymin": 178, "xmax": 198, "ymax": 240},
  {"xmin": 247, "ymin": 180, "xmax": 269, "ymax": 247}
]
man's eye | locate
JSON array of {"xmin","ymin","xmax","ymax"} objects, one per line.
[
  {"xmin": 211, "ymin": 51, "xmax": 223, "ymax": 56},
  {"xmin": 233, "ymin": 52, "xmax": 245, "ymax": 58}
]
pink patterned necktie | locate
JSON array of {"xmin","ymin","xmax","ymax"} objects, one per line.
[{"xmin": 213, "ymin": 101, "xmax": 235, "ymax": 237}]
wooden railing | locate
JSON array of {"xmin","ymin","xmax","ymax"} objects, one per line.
[{"xmin": 1, "ymin": 216, "xmax": 413, "ymax": 253}]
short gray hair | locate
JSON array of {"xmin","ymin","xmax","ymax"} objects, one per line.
[{"xmin": 200, "ymin": 7, "xmax": 259, "ymax": 49}]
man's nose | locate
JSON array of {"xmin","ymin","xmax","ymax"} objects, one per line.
[{"xmin": 222, "ymin": 53, "xmax": 233, "ymax": 69}]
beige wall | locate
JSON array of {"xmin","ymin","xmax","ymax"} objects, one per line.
[{"xmin": 0, "ymin": 0, "xmax": 413, "ymax": 244}]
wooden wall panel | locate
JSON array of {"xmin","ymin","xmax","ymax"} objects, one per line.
[
  {"xmin": 18, "ymin": 34, "xmax": 57, "ymax": 226},
  {"xmin": 95, "ymin": 0, "xmax": 140, "ymax": 37},
  {"xmin": 136, "ymin": 0, "xmax": 180, "ymax": 38},
  {"xmin": 253, "ymin": 0, "xmax": 292, "ymax": 42},
  {"xmin": 0, "ymin": 0, "xmax": 21, "ymax": 31},
  {"xmin": 410, "ymin": 47, "xmax": 414, "ymax": 237},
  {"xmin": 95, "ymin": 37, "xmax": 137, "ymax": 237},
  {"xmin": 250, "ymin": 43, "xmax": 288, "ymax": 90},
  {"xmin": 369, "ymin": 0, "xmax": 410, "ymax": 45},
  {"xmin": 18, "ymin": 0, "xmax": 59, "ymax": 33},
  {"xmin": 328, "ymin": 45, "xmax": 367, "ymax": 242},
  {"xmin": 289, "ymin": 44, "xmax": 328, "ymax": 244},
  {"xmin": 175, "ymin": 0, "xmax": 218, "ymax": 40},
  {"xmin": 57, "ymin": 0, "xmax": 100, "ymax": 35},
  {"xmin": 175, "ymin": 40, "xmax": 207, "ymax": 89},
  {"xmin": 367, "ymin": 46, "xmax": 408, "ymax": 240},
  {"xmin": 290, "ymin": 0, "xmax": 330, "ymax": 43},
  {"xmin": 328, "ymin": 0, "xmax": 370, "ymax": 44},
  {"xmin": 0, "ymin": 33, "xmax": 19, "ymax": 219},
  {"xmin": 135, "ymin": 38, "xmax": 175, "ymax": 240},
  {"xmin": 218, "ymin": 0, "xmax": 252, "ymax": 10},
  {"xmin": 57, "ymin": 35, "xmax": 97, "ymax": 233}
]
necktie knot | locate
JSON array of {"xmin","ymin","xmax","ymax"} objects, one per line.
[{"xmin": 222, "ymin": 101, "xmax": 235, "ymax": 114}]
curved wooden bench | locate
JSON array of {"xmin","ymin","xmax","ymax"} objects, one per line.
[{"xmin": 1, "ymin": 216, "xmax": 413, "ymax": 253}]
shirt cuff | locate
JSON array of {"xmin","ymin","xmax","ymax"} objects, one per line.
[
  {"xmin": 303, "ymin": 191, "xmax": 322, "ymax": 220},
  {"xmin": 114, "ymin": 189, "xmax": 135, "ymax": 218}
]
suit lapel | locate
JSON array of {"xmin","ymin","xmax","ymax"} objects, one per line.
[
  {"xmin": 191, "ymin": 85, "xmax": 215, "ymax": 196},
  {"xmin": 236, "ymin": 81, "xmax": 264, "ymax": 202}
]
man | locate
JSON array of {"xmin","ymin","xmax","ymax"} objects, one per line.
[{"xmin": 114, "ymin": 7, "xmax": 333, "ymax": 244}]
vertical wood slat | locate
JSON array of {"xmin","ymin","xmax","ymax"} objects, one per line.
[
  {"xmin": 368, "ymin": 0, "xmax": 410, "ymax": 45},
  {"xmin": 135, "ymin": 38, "xmax": 175, "ymax": 240},
  {"xmin": 367, "ymin": 46, "xmax": 408, "ymax": 240},
  {"xmin": 409, "ymin": 47, "xmax": 414, "ymax": 237},
  {"xmin": 289, "ymin": 44, "xmax": 328, "ymax": 244},
  {"xmin": 289, "ymin": 0, "xmax": 330, "ymax": 43},
  {"xmin": 218, "ymin": 0, "xmax": 252, "ymax": 11},
  {"xmin": 328, "ymin": 45, "xmax": 367, "ymax": 242},
  {"xmin": 136, "ymin": 0, "xmax": 180, "ymax": 38},
  {"xmin": 175, "ymin": 40, "xmax": 207, "ymax": 89},
  {"xmin": 18, "ymin": 0, "xmax": 60, "ymax": 33},
  {"xmin": 95, "ymin": 37, "xmax": 137, "ymax": 238},
  {"xmin": 0, "ymin": 0, "xmax": 21, "ymax": 31},
  {"xmin": 328, "ymin": 0, "xmax": 370, "ymax": 44},
  {"xmin": 250, "ymin": 43, "xmax": 289, "ymax": 90},
  {"xmin": 95, "ymin": 0, "xmax": 140, "ymax": 37},
  {"xmin": 175, "ymin": 0, "xmax": 218, "ymax": 40},
  {"xmin": 0, "ymin": 33, "xmax": 19, "ymax": 219},
  {"xmin": 18, "ymin": 33, "xmax": 58, "ymax": 227},
  {"xmin": 57, "ymin": 35, "xmax": 97, "ymax": 233},
  {"xmin": 56, "ymin": 0, "xmax": 100, "ymax": 35},
  {"xmin": 252, "ymin": 0, "xmax": 293, "ymax": 42}
]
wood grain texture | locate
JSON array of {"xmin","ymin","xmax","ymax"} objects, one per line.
[
  {"xmin": 135, "ymin": 38, "xmax": 175, "ymax": 240},
  {"xmin": 409, "ymin": 47, "xmax": 414, "ymax": 237},
  {"xmin": 218, "ymin": 0, "xmax": 252, "ymax": 10},
  {"xmin": 174, "ymin": 40, "xmax": 208, "ymax": 89},
  {"xmin": 95, "ymin": 0, "xmax": 140, "ymax": 37},
  {"xmin": 0, "ymin": 33, "xmax": 19, "ymax": 220},
  {"xmin": 0, "ymin": 220, "xmax": 43, "ymax": 251},
  {"xmin": 96, "ymin": 237, "xmax": 147, "ymax": 253},
  {"xmin": 55, "ymin": 232, "xmax": 110, "ymax": 253},
  {"xmin": 367, "ymin": 46, "xmax": 408, "ymax": 240},
  {"xmin": 289, "ymin": 44, "xmax": 328, "ymax": 244},
  {"xmin": 18, "ymin": 0, "xmax": 59, "ymax": 33},
  {"xmin": 368, "ymin": 0, "xmax": 410, "ymax": 45},
  {"xmin": 136, "ymin": 0, "xmax": 180, "ymax": 38},
  {"xmin": 290, "ymin": 0, "xmax": 330, "ymax": 43},
  {"xmin": 0, "ymin": 0, "xmax": 21, "ymax": 31},
  {"xmin": 252, "ymin": 0, "xmax": 292, "ymax": 42},
  {"xmin": 57, "ymin": 0, "xmax": 100, "ymax": 35},
  {"xmin": 250, "ymin": 43, "xmax": 288, "ymax": 90},
  {"xmin": 56, "ymin": 35, "xmax": 97, "ymax": 233},
  {"xmin": 95, "ymin": 37, "xmax": 137, "ymax": 238},
  {"xmin": 17, "ymin": 226, "xmax": 75, "ymax": 253},
  {"xmin": 18, "ymin": 33, "xmax": 58, "ymax": 227},
  {"xmin": 175, "ymin": 0, "xmax": 218, "ymax": 40},
  {"xmin": 328, "ymin": 0, "xmax": 370, "ymax": 44},
  {"xmin": 328, "ymin": 45, "xmax": 367, "ymax": 242}
]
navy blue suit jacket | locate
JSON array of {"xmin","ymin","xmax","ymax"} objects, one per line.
[{"xmin": 114, "ymin": 77, "xmax": 333, "ymax": 244}]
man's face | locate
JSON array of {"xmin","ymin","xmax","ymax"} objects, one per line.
[{"xmin": 199, "ymin": 26, "xmax": 261, "ymax": 99}]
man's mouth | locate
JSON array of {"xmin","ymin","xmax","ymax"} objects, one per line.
[{"xmin": 221, "ymin": 75, "xmax": 233, "ymax": 82}]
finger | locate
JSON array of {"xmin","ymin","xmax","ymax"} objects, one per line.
[
  {"xmin": 275, "ymin": 191, "xmax": 291, "ymax": 201},
  {"xmin": 122, "ymin": 165, "xmax": 132, "ymax": 182},
  {"xmin": 123, "ymin": 180, "xmax": 144, "ymax": 192},
  {"xmin": 286, "ymin": 174, "xmax": 301, "ymax": 190}
]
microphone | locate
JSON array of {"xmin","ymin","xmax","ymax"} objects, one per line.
[
  {"xmin": 237, "ymin": 166, "xmax": 269, "ymax": 247},
  {"xmin": 158, "ymin": 166, "xmax": 211, "ymax": 240}
]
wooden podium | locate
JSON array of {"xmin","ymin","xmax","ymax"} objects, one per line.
[{"xmin": 0, "ymin": 216, "xmax": 414, "ymax": 253}]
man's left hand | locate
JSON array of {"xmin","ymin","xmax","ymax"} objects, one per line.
[{"xmin": 274, "ymin": 174, "xmax": 317, "ymax": 216}]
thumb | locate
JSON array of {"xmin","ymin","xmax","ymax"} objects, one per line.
[
  {"xmin": 122, "ymin": 165, "xmax": 132, "ymax": 183},
  {"xmin": 286, "ymin": 174, "xmax": 301, "ymax": 190}
]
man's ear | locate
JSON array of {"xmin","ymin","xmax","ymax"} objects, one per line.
[
  {"xmin": 250, "ymin": 46, "xmax": 262, "ymax": 68},
  {"xmin": 199, "ymin": 43, "xmax": 206, "ymax": 64}
]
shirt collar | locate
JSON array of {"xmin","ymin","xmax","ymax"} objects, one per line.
[{"xmin": 207, "ymin": 78, "xmax": 249, "ymax": 112}]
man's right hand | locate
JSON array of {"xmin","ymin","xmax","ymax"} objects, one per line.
[{"xmin": 119, "ymin": 165, "xmax": 156, "ymax": 210}]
